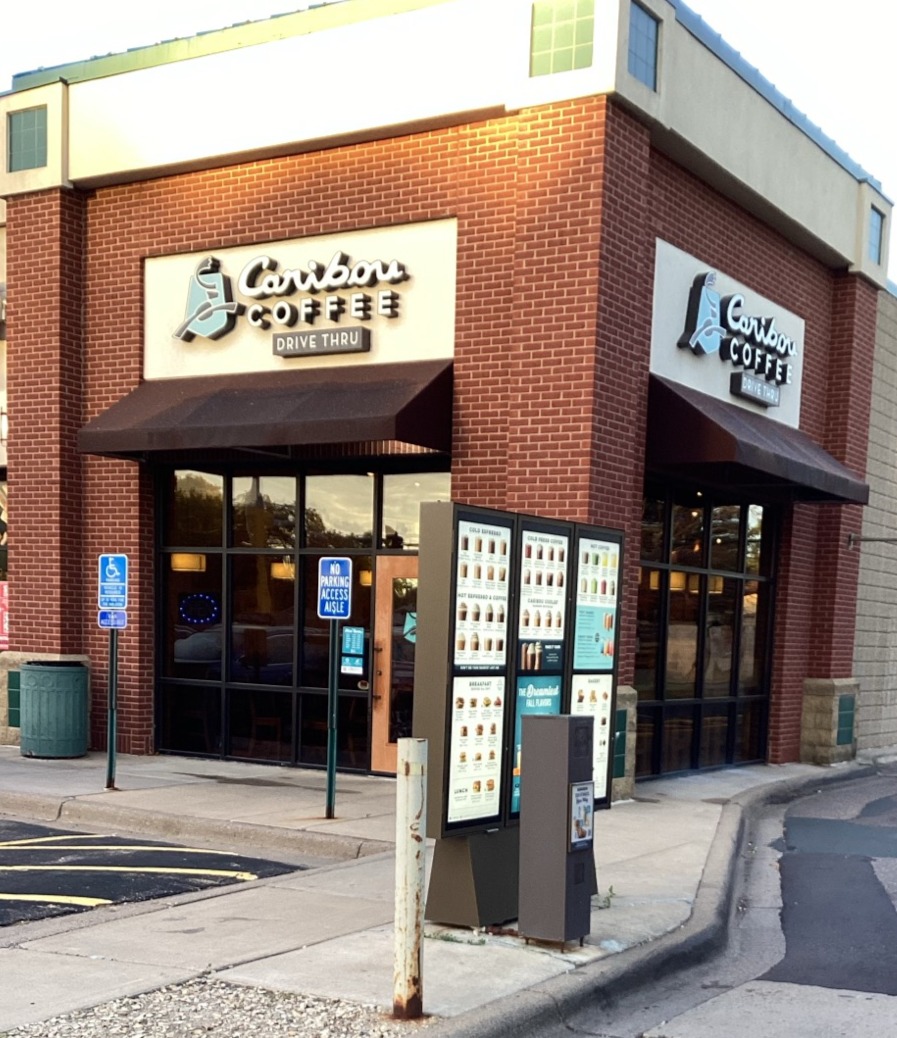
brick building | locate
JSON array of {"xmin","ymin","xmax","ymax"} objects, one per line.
[{"xmin": 0, "ymin": 0, "xmax": 888, "ymax": 785}]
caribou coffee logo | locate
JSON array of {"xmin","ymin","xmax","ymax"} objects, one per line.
[
  {"xmin": 174, "ymin": 250, "xmax": 409, "ymax": 357},
  {"xmin": 678, "ymin": 272, "xmax": 796, "ymax": 408}
]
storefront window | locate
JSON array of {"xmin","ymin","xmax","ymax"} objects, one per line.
[
  {"xmin": 745, "ymin": 505, "xmax": 764, "ymax": 575},
  {"xmin": 305, "ymin": 474, "xmax": 374, "ymax": 548},
  {"xmin": 710, "ymin": 504, "xmax": 741, "ymax": 571},
  {"xmin": 670, "ymin": 495, "xmax": 705, "ymax": 567},
  {"xmin": 230, "ymin": 554, "xmax": 295, "ymax": 686},
  {"xmin": 382, "ymin": 472, "xmax": 450, "ymax": 550},
  {"xmin": 641, "ymin": 491, "xmax": 665, "ymax": 561},
  {"xmin": 635, "ymin": 567, "xmax": 661, "ymax": 698},
  {"xmin": 665, "ymin": 570, "xmax": 699, "ymax": 698},
  {"xmin": 232, "ymin": 476, "xmax": 296, "ymax": 549},
  {"xmin": 704, "ymin": 578, "xmax": 737, "ymax": 698},
  {"xmin": 163, "ymin": 554, "xmax": 224, "ymax": 680},
  {"xmin": 166, "ymin": 470, "xmax": 224, "ymax": 547},
  {"xmin": 158, "ymin": 467, "xmax": 436, "ymax": 771},
  {"xmin": 638, "ymin": 486, "xmax": 773, "ymax": 776}
]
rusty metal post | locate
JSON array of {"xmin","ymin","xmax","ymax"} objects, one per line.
[{"xmin": 393, "ymin": 737, "xmax": 427, "ymax": 1020}]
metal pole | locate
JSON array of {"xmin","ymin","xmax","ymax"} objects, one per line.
[
  {"xmin": 393, "ymin": 737, "xmax": 427, "ymax": 1020},
  {"xmin": 105, "ymin": 628, "xmax": 118, "ymax": 790},
  {"xmin": 325, "ymin": 618, "xmax": 340, "ymax": 819}
]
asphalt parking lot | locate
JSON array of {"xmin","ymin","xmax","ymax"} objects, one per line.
[{"xmin": 0, "ymin": 819, "xmax": 299, "ymax": 926}]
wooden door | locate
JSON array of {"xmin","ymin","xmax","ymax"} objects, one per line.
[{"xmin": 371, "ymin": 555, "xmax": 419, "ymax": 774}]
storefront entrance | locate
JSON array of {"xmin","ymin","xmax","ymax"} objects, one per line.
[
  {"xmin": 635, "ymin": 484, "xmax": 775, "ymax": 775},
  {"xmin": 156, "ymin": 467, "xmax": 445, "ymax": 774}
]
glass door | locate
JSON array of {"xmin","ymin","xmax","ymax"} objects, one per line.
[{"xmin": 371, "ymin": 555, "xmax": 419, "ymax": 773}]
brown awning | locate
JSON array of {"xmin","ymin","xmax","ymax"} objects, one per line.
[
  {"xmin": 646, "ymin": 375, "xmax": 868, "ymax": 504},
  {"xmin": 78, "ymin": 360, "xmax": 453, "ymax": 459}
]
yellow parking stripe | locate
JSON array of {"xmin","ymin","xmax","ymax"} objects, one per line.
[
  {"xmin": 0, "ymin": 892, "xmax": 111, "ymax": 907},
  {"xmin": 0, "ymin": 865, "xmax": 258, "ymax": 881},
  {"xmin": 1, "ymin": 844, "xmax": 244, "ymax": 855},
  {"xmin": 0, "ymin": 835, "xmax": 117, "ymax": 847}
]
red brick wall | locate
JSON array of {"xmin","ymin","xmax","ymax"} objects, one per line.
[
  {"xmin": 5, "ymin": 97, "xmax": 877, "ymax": 761},
  {"xmin": 6, "ymin": 190, "xmax": 86, "ymax": 653}
]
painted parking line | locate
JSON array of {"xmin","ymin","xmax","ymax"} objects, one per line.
[
  {"xmin": 0, "ymin": 865, "xmax": 259, "ymax": 881},
  {"xmin": 0, "ymin": 893, "xmax": 111, "ymax": 907}
]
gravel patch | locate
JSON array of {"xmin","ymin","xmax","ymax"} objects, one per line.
[{"xmin": 3, "ymin": 977, "xmax": 432, "ymax": 1037}]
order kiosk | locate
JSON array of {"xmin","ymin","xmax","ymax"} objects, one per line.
[{"xmin": 518, "ymin": 714, "xmax": 597, "ymax": 945}]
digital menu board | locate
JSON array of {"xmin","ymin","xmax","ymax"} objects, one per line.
[
  {"xmin": 573, "ymin": 538, "xmax": 620, "ymax": 671},
  {"xmin": 569, "ymin": 673, "xmax": 614, "ymax": 799},
  {"xmin": 446, "ymin": 675, "xmax": 506, "ymax": 824},
  {"xmin": 454, "ymin": 518, "xmax": 512, "ymax": 671}
]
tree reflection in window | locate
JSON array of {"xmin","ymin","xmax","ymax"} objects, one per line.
[
  {"xmin": 167, "ymin": 471, "xmax": 223, "ymax": 547},
  {"xmin": 232, "ymin": 476, "xmax": 296, "ymax": 550}
]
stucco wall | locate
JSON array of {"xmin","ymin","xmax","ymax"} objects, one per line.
[{"xmin": 854, "ymin": 291, "xmax": 897, "ymax": 749}]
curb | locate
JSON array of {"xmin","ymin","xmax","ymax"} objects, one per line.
[
  {"xmin": 423, "ymin": 761, "xmax": 876, "ymax": 1038},
  {"xmin": 0, "ymin": 790, "xmax": 393, "ymax": 864}
]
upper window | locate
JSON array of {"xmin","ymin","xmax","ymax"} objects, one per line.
[
  {"xmin": 8, "ymin": 107, "xmax": 47, "ymax": 172},
  {"xmin": 530, "ymin": 0, "xmax": 595, "ymax": 78},
  {"xmin": 628, "ymin": 1, "xmax": 659, "ymax": 90},
  {"xmin": 869, "ymin": 206, "xmax": 885, "ymax": 265}
]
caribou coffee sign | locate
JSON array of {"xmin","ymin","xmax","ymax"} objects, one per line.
[
  {"xmin": 144, "ymin": 220, "xmax": 457, "ymax": 379},
  {"xmin": 677, "ymin": 271, "xmax": 796, "ymax": 408},
  {"xmin": 650, "ymin": 239, "xmax": 805, "ymax": 429},
  {"xmin": 174, "ymin": 251, "xmax": 408, "ymax": 357}
]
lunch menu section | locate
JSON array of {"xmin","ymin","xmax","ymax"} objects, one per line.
[{"xmin": 442, "ymin": 506, "xmax": 623, "ymax": 833}]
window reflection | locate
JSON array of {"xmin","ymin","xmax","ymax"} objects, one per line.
[
  {"xmin": 382, "ymin": 472, "xmax": 450, "ymax": 550},
  {"xmin": 710, "ymin": 505, "xmax": 741, "ymax": 572},
  {"xmin": 635, "ymin": 567, "xmax": 661, "ymax": 698},
  {"xmin": 670, "ymin": 498, "xmax": 704, "ymax": 567},
  {"xmin": 665, "ymin": 571, "xmax": 698, "ymax": 698},
  {"xmin": 166, "ymin": 470, "xmax": 224, "ymax": 547},
  {"xmin": 305, "ymin": 475, "xmax": 374, "ymax": 548},
  {"xmin": 232, "ymin": 476, "xmax": 296, "ymax": 549},
  {"xmin": 703, "ymin": 577, "xmax": 737, "ymax": 698},
  {"xmin": 230, "ymin": 554, "xmax": 295, "ymax": 686},
  {"xmin": 641, "ymin": 492, "xmax": 664, "ymax": 561},
  {"xmin": 745, "ymin": 505, "xmax": 764, "ymax": 575}
]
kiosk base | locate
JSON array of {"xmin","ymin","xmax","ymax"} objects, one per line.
[{"xmin": 425, "ymin": 827, "xmax": 519, "ymax": 928}]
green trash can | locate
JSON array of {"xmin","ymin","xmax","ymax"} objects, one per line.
[{"xmin": 20, "ymin": 661, "xmax": 89, "ymax": 759}]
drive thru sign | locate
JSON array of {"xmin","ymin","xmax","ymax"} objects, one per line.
[{"xmin": 317, "ymin": 557, "xmax": 352, "ymax": 620}]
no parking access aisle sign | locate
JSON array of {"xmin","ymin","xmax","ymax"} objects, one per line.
[{"xmin": 317, "ymin": 556, "xmax": 352, "ymax": 620}]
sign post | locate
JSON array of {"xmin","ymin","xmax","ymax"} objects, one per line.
[
  {"xmin": 98, "ymin": 554, "xmax": 128, "ymax": 791},
  {"xmin": 317, "ymin": 557, "xmax": 353, "ymax": 819}
]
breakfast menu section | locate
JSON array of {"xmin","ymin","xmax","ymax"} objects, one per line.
[
  {"xmin": 573, "ymin": 537, "xmax": 620, "ymax": 671},
  {"xmin": 446, "ymin": 675, "xmax": 506, "ymax": 824},
  {"xmin": 454, "ymin": 518, "xmax": 512, "ymax": 671}
]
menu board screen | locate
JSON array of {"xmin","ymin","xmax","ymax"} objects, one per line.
[
  {"xmin": 446, "ymin": 675, "xmax": 506, "ymax": 824},
  {"xmin": 569, "ymin": 673, "xmax": 614, "ymax": 799},
  {"xmin": 518, "ymin": 528, "xmax": 569, "ymax": 675},
  {"xmin": 454, "ymin": 519, "xmax": 512, "ymax": 671},
  {"xmin": 573, "ymin": 538, "xmax": 620, "ymax": 671}
]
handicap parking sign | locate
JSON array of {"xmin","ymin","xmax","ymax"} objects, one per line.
[{"xmin": 98, "ymin": 554, "xmax": 128, "ymax": 609}]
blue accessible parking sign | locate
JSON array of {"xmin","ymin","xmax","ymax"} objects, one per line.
[
  {"xmin": 98, "ymin": 554, "xmax": 128, "ymax": 609},
  {"xmin": 317, "ymin": 557, "xmax": 352, "ymax": 620}
]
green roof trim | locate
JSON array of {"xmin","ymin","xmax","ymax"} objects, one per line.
[{"xmin": 9, "ymin": 2, "xmax": 352, "ymax": 92}]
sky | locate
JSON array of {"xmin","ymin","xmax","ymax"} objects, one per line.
[{"xmin": 2, "ymin": 1, "xmax": 895, "ymax": 274}]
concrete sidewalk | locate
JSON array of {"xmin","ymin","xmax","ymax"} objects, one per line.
[{"xmin": 0, "ymin": 746, "xmax": 883, "ymax": 1035}]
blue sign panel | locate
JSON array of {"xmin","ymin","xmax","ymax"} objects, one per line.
[
  {"xmin": 98, "ymin": 554, "xmax": 129, "ymax": 609},
  {"xmin": 98, "ymin": 610, "xmax": 128, "ymax": 629},
  {"xmin": 317, "ymin": 557, "xmax": 352, "ymax": 620}
]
